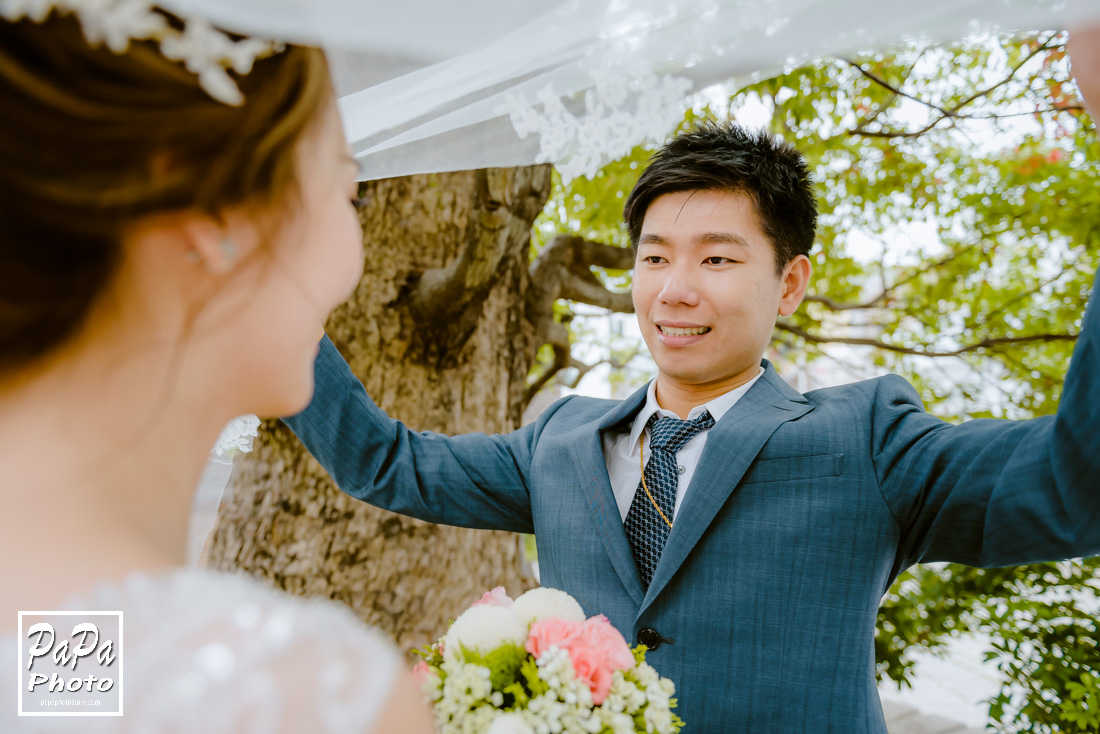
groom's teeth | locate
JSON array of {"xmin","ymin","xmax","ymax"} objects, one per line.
[{"xmin": 659, "ymin": 325, "xmax": 710, "ymax": 336}]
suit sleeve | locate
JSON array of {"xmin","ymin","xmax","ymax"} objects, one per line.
[
  {"xmin": 281, "ymin": 335, "xmax": 560, "ymax": 534},
  {"xmin": 872, "ymin": 271, "xmax": 1100, "ymax": 568}
]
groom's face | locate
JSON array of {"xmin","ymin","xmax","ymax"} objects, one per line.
[{"xmin": 632, "ymin": 189, "xmax": 803, "ymax": 387}]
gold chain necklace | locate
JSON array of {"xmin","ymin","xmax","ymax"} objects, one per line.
[{"xmin": 639, "ymin": 434, "xmax": 674, "ymax": 529}]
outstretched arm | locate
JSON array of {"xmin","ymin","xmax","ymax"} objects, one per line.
[
  {"xmin": 875, "ymin": 29, "xmax": 1100, "ymax": 568},
  {"xmin": 873, "ymin": 306, "xmax": 1099, "ymax": 569},
  {"xmin": 283, "ymin": 335, "xmax": 566, "ymax": 534}
]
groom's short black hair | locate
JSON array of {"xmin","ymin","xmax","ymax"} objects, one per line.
[{"xmin": 623, "ymin": 122, "xmax": 817, "ymax": 275}]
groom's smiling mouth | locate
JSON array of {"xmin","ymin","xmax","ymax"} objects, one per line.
[{"xmin": 656, "ymin": 323, "xmax": 711, "ymax": 337}]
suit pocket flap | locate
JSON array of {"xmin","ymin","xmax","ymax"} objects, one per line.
[{"xmin": 740, "ymin": 452, "xmax": 844, "ymax": 485}]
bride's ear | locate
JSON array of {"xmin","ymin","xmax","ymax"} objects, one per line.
[{"xmin": 178, "ymin": 213, "xmax": 258, "ymax": 275}]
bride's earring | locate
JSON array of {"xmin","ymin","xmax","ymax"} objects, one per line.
[{"xmin": 220, "ymin": 237, "xmax": 238, "ymax": 264}]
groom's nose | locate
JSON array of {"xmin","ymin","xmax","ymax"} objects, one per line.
[{"xmin": 657, "ymin": 264, "xmax": 702, "ymax": 307}]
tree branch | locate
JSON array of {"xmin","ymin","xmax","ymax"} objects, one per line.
[
  {"xmin": 843, "ymin": 59, "xmax": 955, "ymax": 118},
  {"xmin": 525, "ymin": 320, "xmax": 571, "ymax": 404},
  {"xmin": 560, "ymin": 268, "xmax": 634, "ymax": 312},
  {"xmin": 525, "ymin": 234, "xmax": 635, "ymax": 406},
  {"xmin": 576, "ymin": 238, "xmax": 635, "ymax": 271},
  {"xmin": 973, "ymin": 265, "xmax": 1077, "ymax": 329},
  {"xmin": 845, "ymin": 34, "xmax": 1065, "ymax": 140},
  {"xmin": 528, "ymin": 235, "xmax": 635, "ymax": 316},
  {"xmin": 559, "ymin": 358, "xmax": 608, "ymax": 389},
  {"xmin": 803, "ymin": 240, "xmax": 985, "ymax": 313},
  {"xmin": 775, "ymin": 321, "xmax": 1077, "ymax": 357}
]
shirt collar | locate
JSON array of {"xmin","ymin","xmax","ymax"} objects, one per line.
[{"xmin": 627, "ymin": 367, "xmax": 765, "ymax": 453}]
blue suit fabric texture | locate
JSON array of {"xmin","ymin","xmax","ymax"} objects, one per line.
[{"xmin": 283, "ymin": 277, "xmax": 1100, "ymax": 734}]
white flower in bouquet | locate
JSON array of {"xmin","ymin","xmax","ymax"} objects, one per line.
[
  {"xmin": 601, "ymin": 710, "xmax": 636, "ymax": 734},
  {"xmin": 631, "ymin": 660, "xmax": 659, "ymax": 687},
  {"xmin": 645, "ymin": 703, "xmax": 675, "ymax": 733},
  {"xmin": 417, "ymin": 586, "xmax": 683, "ymax": 734},
  {"xmin": 511, "ymin": 587, "xmax": 586, "ymax": 627},
  {"xmin": 443, "ymin": 604, "xmax": 527, "ymax": 661},
  {"xmin": 438, "ymin": 662, "xmax": 493, "ymax": 713},
  {"xmin": 487, "ymin": 711, "xmax": 536, "ymax": 734},
  {"xmin": 439, "ymin": 702, "xmax": 497, "ymax": 734},
  {"xmin": 609, "ymin": 672, "xmax": 647, "ymax": 712}
]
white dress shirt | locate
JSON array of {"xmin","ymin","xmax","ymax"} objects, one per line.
[{"xmin": 602, "ymin": 369, "xmax": 764, "ymax": 522}]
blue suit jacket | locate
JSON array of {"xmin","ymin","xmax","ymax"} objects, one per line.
[{"xmin": 284, "ymin": 284, "xmax": 1100, "ymax": 733}]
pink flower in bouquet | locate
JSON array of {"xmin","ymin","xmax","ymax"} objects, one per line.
[
  {"xmin": 526, "ymin": 615, "xmax": 635, "ymax": 704},
  {"xmin": 411, "ymin": 660, "xmax": 432, "ymax": 685},
  {"xmin": 472, "ymin": 586, "xmax": 514, "ymax": 609},
  {"xmin": 582, "ymin": 615, "xmax": 635, "ymax": 671},
  {"xmin": 575, "ymin": 616, "xmax": 635, "ymax": 703},
  {"xmin": 568, "ymin": 642, "xmax": 613, "ymax": 703},
  {"xmin": 525, "ymin": 617, "xmax": 583, "ymax": 659}
]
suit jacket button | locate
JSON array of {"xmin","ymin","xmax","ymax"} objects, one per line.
[{"xmin": 638, "ymin": 628, "xmax": 661, "ymax": 650}]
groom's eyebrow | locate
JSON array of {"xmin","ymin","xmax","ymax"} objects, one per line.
[
  {"xmin": 697, "ymin": 232, "xmax": 750, "ymax": 247},
  {"xmin": 638, "ymin": 232, "xmax": 750, "ymax": 246}
]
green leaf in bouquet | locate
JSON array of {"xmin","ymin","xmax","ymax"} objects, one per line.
[
  {"xmin": 631, "ymin": 706, "xmax": 685, "ymax": 734},
  {"xmin": 669, "ymin": 704, "xmax": 684, "ymax": 732},
  {"xmin": 631, "ymin": 644, "xmax": 648, "ymax": 666},
  {"xmin": 502, "ymin": 681, "xmax": 530, "ymax": 708},
  {"xmin": 459, "ymin": 643, "xmax": 528, "ymax": 691},
  {"xmin": 412, "ymin": 641, "xmax": 444, "ymax": 668},
  {"xmin": 519, "ymin": 656, "xmax": 550, "ymax": 698}
]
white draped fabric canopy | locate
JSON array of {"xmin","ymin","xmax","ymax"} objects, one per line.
[{"xmin": 162, "ymin": 0, "xmax": 1100, "ymax": 183}]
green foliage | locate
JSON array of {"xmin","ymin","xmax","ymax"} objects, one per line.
[
  {"xmin": 877, "ymin": 560, "xmax": 1100, "ymax": 733},
  {"xmin": 532, "ymin": 29, "xmax": 1099, "ymax": 734},
  {"xmin": 460, "ymin": 644, "xmax": 529, "ymax": 692},
  {"xmin": 413, "ymin": 641, "xmax": 445, "ymax": 668},
  {"xmin": 1062, "ymin": 673, "xmax": 1100, "ymax": 731},
  {"xmin": 504, "ymin": 657, "xmax": 550, "ymax": 707},
  {"xmin": 620, "ymin": 645, "xmax": 686, "ymax": 734},
  {"xmin": 745, "ymin": 33, "xmax": 1099, "ymax": 421}
]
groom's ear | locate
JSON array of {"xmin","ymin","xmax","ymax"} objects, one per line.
[{"xmin": 777, "ymin": 254, "xmax": 812, "ymax": 317}]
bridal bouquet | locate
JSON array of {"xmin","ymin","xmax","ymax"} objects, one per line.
[{"xmin": 413, "ymin": 586, "xmax": 684, "ymax": 734}]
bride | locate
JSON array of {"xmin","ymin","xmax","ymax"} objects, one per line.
[{"xmin": 0, "ymin": 4, "xmax": 432, "ymax": 733}]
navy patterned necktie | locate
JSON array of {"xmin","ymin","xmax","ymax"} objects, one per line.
[{"xmin": 624, "ymin": 410, "xmax": 715, "ymax": 588}]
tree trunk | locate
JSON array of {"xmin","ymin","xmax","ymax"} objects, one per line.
[{"xmin": 205, "ymin": 166, "xmax": 553, "ymax": 655}]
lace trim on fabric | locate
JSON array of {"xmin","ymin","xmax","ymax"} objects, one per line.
[
  {"xmin": 3, "ymin": 569, "xmax": 400, "ymax": 733},
  {"xmin": 501, "ymin": 64, "xmax": 692, "ymax": 183}
]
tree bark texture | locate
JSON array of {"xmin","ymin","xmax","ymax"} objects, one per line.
[{"xmin": 205, "ymin": 166, "xmax": 553, "ymax": 655}]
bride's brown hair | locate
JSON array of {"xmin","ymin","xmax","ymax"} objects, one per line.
[{"xmin": 0, "ymin": 11, "xmax": 331, "ymax": 373}]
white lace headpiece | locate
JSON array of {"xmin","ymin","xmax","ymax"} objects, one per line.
[{"xmin": 0, "ymin": 0, "xmax": 283, "ymax": 105}]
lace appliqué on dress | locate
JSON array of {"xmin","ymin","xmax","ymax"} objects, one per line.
[
  {"xmin": 3, "ymin": 569, "xmax": 400, "ymax": 733},
  {"xmin": 501, "ymin": 64, "xmax": 692, "ymax": 183},
  {"xmin": 211, "ymin": 414, "xmax": 261, "ymax": 459}
]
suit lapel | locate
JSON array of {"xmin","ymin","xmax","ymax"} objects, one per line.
[
  {"xmin": 569, "ymin": 383, "xmax": 649, "ymax": 607},
  {"xmin": 640, "ymin": 362, "xmax": 813, "ymax": 614}
]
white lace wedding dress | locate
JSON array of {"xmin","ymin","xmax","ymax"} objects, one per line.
[{"xmin": 2, "ymin": 569, "xmax": 401, "ymax": 733}]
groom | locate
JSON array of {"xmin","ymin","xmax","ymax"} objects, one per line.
[{"xmin": 285, "ymin": 37, "xmax": 1100, "ymax": 733}]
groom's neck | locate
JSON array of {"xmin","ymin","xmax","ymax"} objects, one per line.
[{"xmin": 653, "ymin": 365, "xmax": 761, "ymax": 419}]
